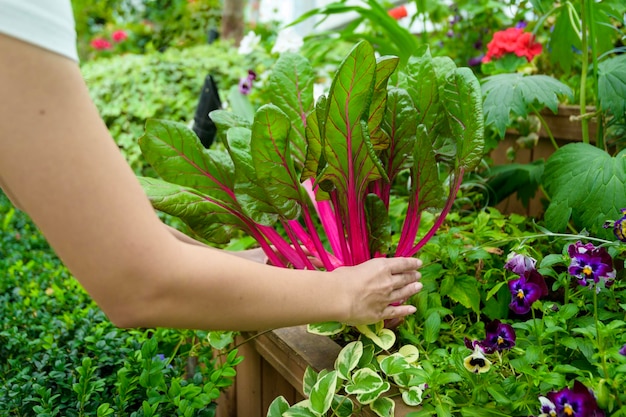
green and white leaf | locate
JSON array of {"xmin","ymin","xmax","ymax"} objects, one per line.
[
  {"xmin": 402, "ymin": 386, "xmax": 425, "ymax": 406},
  {"xmin": 370, "ymin": 396, "xmax": 395, "ymax": 417},
  {"xmin": 307, "ymin": 321, "xmax": 346, "ymax": 336},
  {"xmin": 335, "ymin": 341, "xmax": 363, "ymax": 380},
  {"xmin": 344, "ymin": 368, "xmax": 385, "ymax": 395},
  {"xmin": 267, "ymin": 396, "xmax": 291, "ymax": 417},
  {"xmin": 309, "ymin": 371, "xmax": 338, "ymax": 416}
]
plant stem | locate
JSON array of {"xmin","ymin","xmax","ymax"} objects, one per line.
[
  {"xmin": 533, "ymin": 110, "xmax": 559, "ymax": 151},
  {"xmin": 579, "ymin": 0, "xmax": 590, "ymax": 144},
  {"xmin": 593, "ymin": 289, "xmax": 610, "ymax": 379}
]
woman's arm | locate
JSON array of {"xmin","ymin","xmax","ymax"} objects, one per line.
[{"xmin": 0, "ymin": 34, "xmax": 422, "ymax": 331}]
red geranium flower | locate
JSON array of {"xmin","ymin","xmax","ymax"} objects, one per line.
[
  {"xmin": 112, "ymin": 30, "xmax": 128, "ymax": 43},
  {"xmin": 90, "ymin": 37, "xmax": 112, "ymax": 50},
  {"xmin": 482, "ymin": 27, "xmax": 542, "ymax": 63}
]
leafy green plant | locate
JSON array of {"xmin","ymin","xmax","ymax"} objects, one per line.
[
  {"xmin": 81, "ymin": 43, "xmax": 250, "ymax": 174},
  {"xmin": 137, "ymin": 40, "xmax": 484, "ymax": 271},
  {"xmin": 0, "ymin": 191, "xmax": 241, "ymax": 416}
]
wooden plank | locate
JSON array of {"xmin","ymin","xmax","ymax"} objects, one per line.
[{"xmin": 234, "ymin": 336, "xmax": 263, "ymax": 417}]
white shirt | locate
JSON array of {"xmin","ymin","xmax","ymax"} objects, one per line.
[{"xmin": 0, "ymin": 0, "xmax": 78, "ymax": 61}]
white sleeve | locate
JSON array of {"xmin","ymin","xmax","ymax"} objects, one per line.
[{"xmin": 0, "ymin": 0, "xmax": 78, "ymax": 62}]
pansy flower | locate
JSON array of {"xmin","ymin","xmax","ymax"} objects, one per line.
[
  {"xmin": 505, "ymin": 252, "xmax": 537, "ymax": 274},
  {"xmin": 508, "ymin": 269, "xmax": 548, "ymax": 315},
  {"xmin": 619, "ymin": 344, "xmax": 626, "ymax": 356},
  {"xmin": 463, "ymin": 343, "xmax": 492, "ymax": 374},
  {"xmin": 481, "ymin": 319, "xmax": 516, "ymax": 353},
  {"xmin": 538, "ymin": 396, "xmax": 557, "ymax": 417},
  {"xmin": 238, "ymin": 70, "xmax": 258, "ymax": 95},
  {"xmin": 546, "ymin": 381, "xmax": 605, "ymax": 417},
  {"xmin": 568, "ymin": 241, "xmax": 615, "ymax": 291}
]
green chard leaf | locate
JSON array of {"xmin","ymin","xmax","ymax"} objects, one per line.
[
  {"xmin": 250, "ymin": 104, "xmax": 306, "ymax": 220},
  {"xmin": 267, "ymin": 53, "xmax": 315, "ymax": 167},
  {"xmin": 368, "ymin": 55, "xmax": 399, "ymax": 150},
  {"xmin": 137, "ymin": 177, "xmax": 244, "ymax": 244},
  {"xmin": 381, "ymin": 88, "xmax": 417, "ymax": 181}
]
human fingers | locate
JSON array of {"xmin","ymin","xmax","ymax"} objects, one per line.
[{"xmin": 385, "ymin": 256, "xmax": 423, "ymax": 275}]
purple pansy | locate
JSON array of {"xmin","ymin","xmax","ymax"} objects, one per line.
[
  {"xmin": 481, "ymin": 319, "xmax": 516, "ymax": 353},
  {"xmin": 546, "ymin": 381, "xmax": 605, "ymax": 417},
  {"xmin": 538, "ymin": 396, "xmax": 557, "ymax": 417},
  {"xmin": 508, "ymin": 269, "xmax": 549, "ymax": 315},
  {"xmin": 568, "ymin": 241, "xmax": 615, "ymax": 291},
  {"xmin": 505, "ymin": 252, "xmax": 537, "ymax": 274},
  {"xmin": 619, "ymin": 344, "xmax": 626, "ymax": 356},
  {"xmin": 238, "ymin": 69, "xmax": 258, "ymax": 95}
]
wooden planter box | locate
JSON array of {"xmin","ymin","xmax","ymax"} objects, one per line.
[
  {"xmin": 491, "ymin": 105, "xmax": 596, "ymax": 217},
  {"xmin": 216, "ymin": 326, "xmax": 419, "ymax": 417}
]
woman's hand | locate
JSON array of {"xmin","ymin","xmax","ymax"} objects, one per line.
[{"xmin": 332, "ymin": 257, "xmax": 423, "ymax": 325}]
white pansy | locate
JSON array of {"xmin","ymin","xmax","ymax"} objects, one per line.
[
  {"xmin": 238, "ymin": 31, "xmax": 261, "ymax": 55},
  {"xmin": 271, "ymin": 27, "xmax": 303, "ymax": 54}
]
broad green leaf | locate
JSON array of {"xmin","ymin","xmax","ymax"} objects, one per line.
[
  {"xmin": 413, "ymin": 124, "xmax": 445, "ymax": 213},
  {"xmin": 207, "ymin": 331, "xmax": 235, "ymax": 350},
  {"xmin": 267, "ymin": 396, "xmax": 291, "ymax": 417},
  {"xmin": 356, "ymin": 323, "xmax": 396, "ymax": 350},
  {"xmin": 344, "ymin": 368, "xmax": 384, "ymax": 395},
  {"xmin": 335, "ymin": 341, "xmax": 363, "ymax": 380},
  {"xmin": 598, "ymin": 54, "xmax": 626, "ymax": 121},
  {"xmin": 484, "ymin": 161, "xmax": 544, "ymax": 208},
  {"xmin": 267, "ymin": 53, "xmax": 315, "ymax": 166},
  {"xmin": 208, "ymin": 108, "xmax": 251, "ymax": 143},
  {"xmin": 317, "ymin": 40, "xmax": 384, "ymax": 202},
  {"xmin": 225, "ymin": 127, "xmax": 280, "ymax": 225},
  {"xmin": 381, "ymin": 88, "xmax": 417, "ymax": 181},
  {"xmin": 307, "ymin": 321, "xmax": 346, "ymax": 336},
  {"xmin": 441, "ymin": 68, "xmax": 485, "ymax": 170},
  {"xmin": 423, "ymin": 312, "xmax": 441, "ymax": 344},
  {"xmin": 303, "ymin": 367, "xmax": 318, "ymax": 397},
  {"xmin": 301, "ymin": 98, "xmax": 325, "ymax": 182},
  {"xmin": 368, "ymin": 55, "xmax": 399, "ymax": 150},
  {"xmin": 331, "ymin": 395, "xmax": 355, "ymax": 417},
  {"xmin": 548, "ymin": 3, "xmax": 582, "ymax": 73},
  {"xmin": 402, "ymin": 47, "xmax": 441, "ymax": 132},
  {"xmin": 482, "ymin": 74, "xmax": 573, "ymax": 137},
  {"xmin": 370, "ymin": 396, "xmax": 395, "ymax": 417},
  {"xmin": 398, "ymin": 345, "xmax": 420, "ymax": 363},
  {"xmin": 138, "ymin": 177, "xmax": 244, "ymax": 244},
  {"xmin": 310, "ymin": 371, "xmax": 338, "ymax": 416},
  {"xmin": 355, "ymin": 381, "xmax": 390, "ymax": 405},
  {"xmin": 139, "ymin": 119, "xmax": 236, "ymax": 199},
  {"xmin": 283, "ymin": 404, "xmax": 318, "ymax": 417},
  {"xmin": 402, "ymin": 386, "xmax": 424, "ymax": 406},
  {"xmin": 442, "ymin": 275, "xmax": 481, "ymax": 313},
  {"xmin": 251, "ymin": 104, "xmax": 304, "ymax": 220},
  {"xmin": 378, "ymin": 353, "xmax": 409, "ymax": 376},
  {"xmin": 543, "ymin": 143, "xmax": 626, "ymax": 239}
]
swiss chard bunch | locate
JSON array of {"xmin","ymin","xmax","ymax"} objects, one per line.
[{"xmin": 138, "ymin": 41, "xmax": 484, "ymax": 270}]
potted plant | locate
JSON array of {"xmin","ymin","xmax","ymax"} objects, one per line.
[{"xmin": 137, "ymin": 40, "xmax": 485, "ymax": 416}]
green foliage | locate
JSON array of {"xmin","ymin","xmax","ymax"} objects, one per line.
[
  {"xmin": 397, "ymin": 209, "xmax": 626, "ymax": 416},
  {"xmin": 81, "ymin": 43, "xmax": 247, "ymax": 174},
  {"xmin": 71, "ymin": 0, "xmax": 222, "ymax": 61},
  {"xmin": 0, "ymin": 191, "xmax": 240, "ymax": 416},
  {"xmin": 543, "ymin": 143, "xmax": 626, "ymax": 239},
  {"xmin": 137, "ymin": 41, "xmax": 484, "ymax": 269},
  {"xmin": 481, "ymin": 74, "xmax": 573, "ymax": 138},
  {"xmin": 598, "ymin": 54, "xmax": 626, "ymax": 123}
]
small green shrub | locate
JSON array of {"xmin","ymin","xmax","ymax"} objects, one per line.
[
  {"xmin": 81, "ymin": 42, "xmax": 250, "ymax": 174},
  {"xmin": 0, "ymin": 192, "xmax": 241, "ymax": 416}
]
